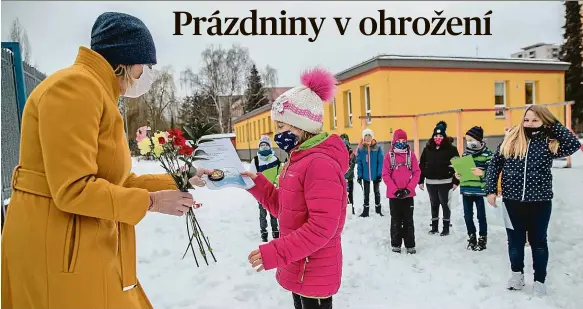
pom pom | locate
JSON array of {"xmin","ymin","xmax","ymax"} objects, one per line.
[
  {"xmin": 436, "ymin": 120, "xmax": 447, "ymax": 130},
  {"xmin": 300, "ymin": 67, "xmax": 337, "ymax": 102}
]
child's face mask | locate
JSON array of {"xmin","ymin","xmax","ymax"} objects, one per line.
[
  {"xmin": 258, "ymin": 144, "xmax": 271, "ymax": 156},
  {"xmin": 433, "ymin": 135, "xmax": 444, "ymax": 146},
  {"xmin": 394, "ymin": 140, "xmax": 408, "ymax": 150}
]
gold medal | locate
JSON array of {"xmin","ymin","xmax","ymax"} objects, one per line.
[{"xmin": 209, "ymin": 169, "xmax": 225, "ymax": 181}]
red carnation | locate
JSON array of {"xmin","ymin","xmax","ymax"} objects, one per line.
[
  {"xmin": 179, "ymin": 145, "xmax": 194, "ymax": 156},
  {"xmin": 167, "ymin": 128, "xmax": 184, "ymax": 138},
  {"xmin": 173, "ymin": 136, "xmax": 187, "ymax": 147},
  {"xmin": 158, "ymin": 137, "xmax": 166, "ymax": 144}
]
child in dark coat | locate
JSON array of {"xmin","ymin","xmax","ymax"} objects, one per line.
[
  {"xmin": 341, "ymin": 133, "xmax": 357, "ymax": 213},
  {"xmin": 418, "ymin": 121, "xmax": 460, "ymax": 236},
  {"xmin": 485, "ymin": 105, "xmax": 581, "ymax": 296}
]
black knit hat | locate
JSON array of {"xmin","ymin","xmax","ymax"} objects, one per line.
[
  {"xmin": 466, "ymin": 126, "xmax": 484, "ymax": 142},
  {"xmin": 90, "ymin": 12, "xmax": 156, "ymax": 67},
  {"xmin": 432, "ymin": 121, "xmax": 447, "ymax": 137}
]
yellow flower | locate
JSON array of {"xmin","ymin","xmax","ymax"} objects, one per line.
[{"xmin": 138, "ymin": 138, "xmax": 154, "ymax": 156}]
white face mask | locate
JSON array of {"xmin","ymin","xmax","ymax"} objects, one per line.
[{"xmin": 123, "ymin": 65, "xmax": 153, "ymax": 98}]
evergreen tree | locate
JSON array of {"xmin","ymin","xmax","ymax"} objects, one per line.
[
  {"xmin": 244, "ymin": 64, "xmax": 267, "ymax": 112},
  {"xmin": 559, "ymin": 1, "xmax": 583, "ymax": 126}
]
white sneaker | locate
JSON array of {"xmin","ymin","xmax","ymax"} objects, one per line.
[
  {"xmin": 507, "ymin": 272, "xmax": 525, "ymax": 290},
  {"xmin": 533, "ymin": 281, "xmax": 547, "ymax": 296}
]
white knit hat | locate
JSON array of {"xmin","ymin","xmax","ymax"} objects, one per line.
[
  {"xmin": 362, "ymin": 129, "xmax": 374, "ymax": 139},
  {"xmin": 271, "ymin": 67, "xmax": 337, "ymax": 134},
  {"xmin": 258, "ymin": 135, "xmax": 272, "ymax": 148}
]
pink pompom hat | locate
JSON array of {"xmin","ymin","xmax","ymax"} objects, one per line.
[{"xmin": 271, "ymin": 67, "xmax": 337, "ymax": 134}]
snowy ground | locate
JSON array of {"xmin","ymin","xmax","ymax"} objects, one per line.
[{"xmin": 133, "ymin": 148, "xmax": 583, "ymax": 309}]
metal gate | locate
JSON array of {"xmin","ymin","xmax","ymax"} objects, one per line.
[{"xmin": 1, "ymin": 42, "xmax": 46, "ymax": 230}]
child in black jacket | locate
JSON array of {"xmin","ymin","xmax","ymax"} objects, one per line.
[{"xmin": 418, "ymin": 121, "xmax": 460, "ymax": 236}]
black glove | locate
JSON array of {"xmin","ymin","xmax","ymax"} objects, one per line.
[
  {"xmin": 357, "ymin": 177, "xmax": 362, "ymax": 185},
  {"xmin": 395, "ymin": 189, "xmax": 411, "ymax": 199}
]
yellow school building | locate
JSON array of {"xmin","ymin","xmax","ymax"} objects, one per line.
[{"xmin": 233, "ymin": 55, "xmax": 569, "ymax": 159}]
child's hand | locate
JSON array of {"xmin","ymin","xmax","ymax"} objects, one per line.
[
  {"xmin": 241, "ymin": 170, "xmax": 258, "ymax": 180},
  {"xmin": 418, "ymin": 183, "xmax": 425, "ymax": 191},
  {"xmin": 487, "ymin": 194, "xmax": 497, "ymax": 207},
  {"xmin": 248, "ymin": 248, "xmax": 264, "ymax": 272},
  {"xmin": 454, "ymin": 173, "xmax": 461, "ymax": 180},
  {"xmin": 471, "ymin": 168, "xmax": 484, "ymax": 177},
  {"xmin": 188, "ymin": 168, "xmax": 214, "ymax": 187}
]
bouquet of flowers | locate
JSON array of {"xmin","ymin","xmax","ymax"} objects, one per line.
[{"xmin": 137, "ymin": 127, "xmax": 217, "ymax": 267}]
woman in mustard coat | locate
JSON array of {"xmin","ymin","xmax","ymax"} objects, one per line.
[{"xmin": 1, "ymin": 12, "xmax": 199, "ymax": 309}]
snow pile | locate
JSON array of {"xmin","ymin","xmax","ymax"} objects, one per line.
[{"xmin": 134, "ymin": 149, "xmax": 583, "ymax": 309}]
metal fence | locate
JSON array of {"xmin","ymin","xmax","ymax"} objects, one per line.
[{"xmin": 1, "ymin": 43, "xmax": 46, "ymax": 228}]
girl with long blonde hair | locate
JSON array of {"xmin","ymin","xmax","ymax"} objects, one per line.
[{"xmin": 485, "ymin": 105, "xmax": 580, "ymax": 296}]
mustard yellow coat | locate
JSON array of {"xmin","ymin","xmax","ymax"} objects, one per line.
[{"xmin": 1, "ymin": 46, "xmax": 176, "ymax": 309}]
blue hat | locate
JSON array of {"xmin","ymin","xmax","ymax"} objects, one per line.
[{"xmin": 90, "ymin": 12, "xmax": 156, "ymax": 66}]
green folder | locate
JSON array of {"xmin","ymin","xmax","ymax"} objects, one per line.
[{"xmin": 451, "ymin": 156, "xmax": 481, "ymax": 182}]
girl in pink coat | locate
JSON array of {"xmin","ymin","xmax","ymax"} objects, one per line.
[
  {"xmin": 242, "ymin": 68, "xmax": 348, "ymax": 309},
  {"xmin": 382, "ymin": 129, "xmax": 421, "ymax": 254}
]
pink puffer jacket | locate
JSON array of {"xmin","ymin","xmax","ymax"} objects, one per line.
[
  {"xmin": 382, "ymin": 129, "xmax": 421, "ymax": 198},
  {"xmin": 248, "ymin": 133, "xmax": 348, "ymax": 298}
]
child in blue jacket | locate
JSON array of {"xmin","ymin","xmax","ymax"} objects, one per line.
[{"xmin": 357, "ymin": 129, "xmax": 384, "ymax": 217}]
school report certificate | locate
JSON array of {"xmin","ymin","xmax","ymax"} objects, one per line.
[{"xmin": 193, "ymin": 136, "xmax": 255, "ymax": 190}]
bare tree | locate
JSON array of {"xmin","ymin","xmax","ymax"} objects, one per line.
[
  {"xmin": 180, "ymin": 44, "xmax": 251, "ymax": 133},
  {"xmin": 262, "ymin": 65, "xmax": 278, "ymax": 89},
  {"xmin": 261, "ymin": 65, "xmax": 279, "ymax": 104},
  {"xmin": 10, "ymin": 18, "xmax": 31, "ymax": 63},
  {"xmin": 142, "ymin": 66, "xmax": 176, "ymax": 131},
  {"xmin": 225, "ymin": 45, "xmax": 251, "ymax": 132}
]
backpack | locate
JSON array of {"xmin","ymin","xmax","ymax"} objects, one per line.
[
  {"xmin": 253, "ymin": 155, "xmax": 282, "ymax": 178},
  {"xmin": 389, "ymin": 151, "xmax": 412, "ymax": 171}
]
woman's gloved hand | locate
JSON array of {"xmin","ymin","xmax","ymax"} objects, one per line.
[{"xmin": 148, "ymin": 190, "xmax": 194, "ymax": 216}]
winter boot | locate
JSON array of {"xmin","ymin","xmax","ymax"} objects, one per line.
[
  {"xmin": 533, "ymin": 281, "xmax": 547, "ymax": 297},
  {"xmin": 375, "ymin": 204, "xmax": 384, "ymax": 216},
  {"xmin": 507, "ymin": 272, "xmax": 525, "ymax": 290},
  {"xmin": 406, "ymin": 247, "xmax": 416, "ymax": 254},
  {"xmin": 476, "ymin": 236, "xmax": 487, "ymax": 251},
  {"xmin": 359, "ymin": 205, "xmax": 370, "ymax": 218},
  {"xmin": 392, "ymin": 247, "xmax": 401, "ymax": 253},
  {"xmin": 261, "ymin": 232, "xmax": 268, "ymax": 242},
  {"xmin": 429, "ymin": 219, "xmax": 439, "ymax": 235},
  {"xmin": 467, "ymin": 233, "xmax": 477, "ymax": 251},
  {"xmin": 440, "ymin": 220, "xmax": 450, "ymax": 236},
  {"xmin": 273, "ymin": 231, "xmax": 280, "ymax": 239}
]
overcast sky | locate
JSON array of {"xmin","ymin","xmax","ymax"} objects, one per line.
[{"xmin": 2, "ymin": 1, "xmax": 564, "ymax": 95}]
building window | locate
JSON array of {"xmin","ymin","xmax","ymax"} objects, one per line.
[
  {"xmin": 331, "ymin": 98, "xmax": 337, "ymax": 129},
  {"xmin": 246, "ymin": 123, "xmax": 250, "ymax": 142},
  {"xmin": 364, "ymin": 85, "xmax": 372, "ymax": 124},
  {"xmin": 517, "ymin": 54, "xmax": 523, "ymax": 58},
  {"xmin": 345, "ymin": 91, "xmax": 353, "ymax": 127},
  {"xmin": 528, "ymin": 50, "xmax": 536, "ymax": 58},
  {"xmin": 525, "ymin": 81, "xmax": 536, "ymax": 105},
  {"xmin": 494, "ymin": 81, "xmax": 506, "ymax": 118}
]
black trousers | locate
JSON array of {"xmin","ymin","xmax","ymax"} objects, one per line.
[
  {"xmin": 347, "ymin": 179, "xmax": 354, "ymax": 205},
  {"xmin": 363, "ymin": 180, "xmax": 381, "ymax": 206},
  {"xmin": 293, "ymin": 293, "xmax": 332, "ymax": 309},
  {"xmin": 426, "ymin": 183, "xmax": 453, "ymax": 223},
  {"xmin": 389, "ymin": 197, "xmax": 415, "ymax": 248},
  {"xmin": 259, "ymin": 203, "xmax": 278, "ymax": 234}
]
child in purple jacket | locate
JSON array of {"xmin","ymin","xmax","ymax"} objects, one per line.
[{"xmin": 382, "ymin": 129, "xmax": 421, "ymax": 254}]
